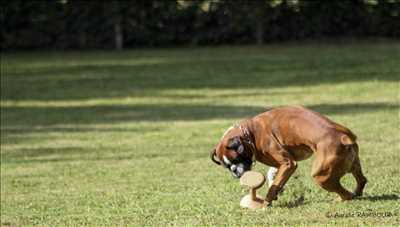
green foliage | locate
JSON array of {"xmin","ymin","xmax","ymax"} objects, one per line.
[
  {"xmin": 1, "ymin": 42, "xmax": 400, "ymax": 226},
  {"xmin": 1, "ymin": 0, "xmax": 399, "ymax": 50}
]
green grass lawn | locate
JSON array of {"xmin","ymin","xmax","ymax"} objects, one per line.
[{"xmin": 1, "ymin": 42, "xmax": 400, "ymax": 226}]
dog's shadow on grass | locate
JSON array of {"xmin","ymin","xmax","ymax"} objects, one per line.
[
  {"xmin": 277, "ymin": 194, "xmax": 399, "ymax": 208},
  {"xmin": 357, "ymin": 194, "xmax": 400, "ymax": 202},
  {"xmin": 277, "ymin": 195, "xmax": 308, "ymax": 208}
]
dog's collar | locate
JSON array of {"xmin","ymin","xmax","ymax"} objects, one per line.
[{"xmin": 238, "ymin": 124, "xmax": 257, "ymax": 165}]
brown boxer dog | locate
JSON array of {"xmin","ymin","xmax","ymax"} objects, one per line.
[{"xmin": 210, "ymin": 106, "xmax": 367, "ymax": 206}]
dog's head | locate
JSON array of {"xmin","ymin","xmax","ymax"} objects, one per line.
[{"xmin": 210, "ymin": 125, "xmax": 255, "ymax": 178}]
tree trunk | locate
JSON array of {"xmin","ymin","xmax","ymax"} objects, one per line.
[
  {"xmin": 112, "ymin": 1, "xmax": 123, "ymax": 50},
  {"xmin": 253, "ymin": 0, "xmax": 265, "ymax": 45},
  {"xmin": 114, "ymin": 17, "xmax": 123, "ymax": 50},
  {"xmin": 255, "ymin": 19, "xmax": 264, "ymax": 45}
]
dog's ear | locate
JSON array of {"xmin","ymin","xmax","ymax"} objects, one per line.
[
  {"xmin": 227, "ymin": 137, "xmax": 244, "ymax": 155},
  {"xmin": 210, "ymin": 148, "xmax": 221, "ymax": 165}
]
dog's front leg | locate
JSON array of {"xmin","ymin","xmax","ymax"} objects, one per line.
[{"xmin": 265, "ymin": 150, "xmax": 297, "ymax": 206}]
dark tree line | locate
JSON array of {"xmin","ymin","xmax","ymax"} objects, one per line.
[{"xmin": 1, "ymin": 0, "xmax": 399, "ymax": 50}]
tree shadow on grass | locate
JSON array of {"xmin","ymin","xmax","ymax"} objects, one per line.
[
  {"xmin": 1, "ymin": 102, "xmax": 398, "ymax": 128},
  {"xmin": 308, "ymin": 103, "xmax": 399, "ymax": 115},
  {"xmin": 3, "ymin": 147, "xmax": 86, "ymax": 159},
  {"xmin": 1, "ymin": 147, "xmax": 93, "ymax": 164},
  {"xmin": 2, "ymin": 146, "xmax": 202, "ymax": 164},
  {"xmin": 1, "ymin": 125, "xmax": 163, "ymax": 136},
  {"xmin": 2, "ymin": 58, "xmax": 398, "ymax": 101},
  {"xmin": 1, "ymin": 104, "xmax": 267, "ymax": 127}
]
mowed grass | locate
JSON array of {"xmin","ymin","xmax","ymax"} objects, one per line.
[{"xmin": 1, "ymin": 42, "xmax": 400, "ymax": 226}]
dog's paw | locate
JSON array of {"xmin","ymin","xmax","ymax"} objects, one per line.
[
  {"xmin": 263, "ymin": 201, "xmax": 272, "ymax": 208},
  {"xmin": 278, "ymin": 186, "xmax": 285, "ymax": 195},
  {"xmin": 352, "ymin": 190, "xmax": 363, "ymax": 197},
  {"xmin": 335, "ymin": 193, "xmax": 355, "ymax": 202},
  {"xmin": 334, "ymin": 197, "xmax": 344, "ymax": 202}
]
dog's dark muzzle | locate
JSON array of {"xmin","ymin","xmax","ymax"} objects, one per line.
[{"xmin": 225, "ymin": 159, "xmax": 252, "ymax": 178}]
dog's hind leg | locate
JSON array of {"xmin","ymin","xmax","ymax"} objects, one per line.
[
  {"xmin": 312, "ymin": 141, "xmax": 354, "ymax": 201},
  {"xmin": 313, "ymin": 172, "xmax": 354, "ymax": 201},
  {"xmin": 350, "ymin": 143, "xmax": 367, "ymax": 197}
]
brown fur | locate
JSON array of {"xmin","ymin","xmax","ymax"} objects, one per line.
[{"xmin": 212, "ymin": 106, "xmax": 367, "ymax": 205}]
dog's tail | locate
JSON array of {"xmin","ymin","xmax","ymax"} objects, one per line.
[
  {"xmin": 340, "ymin": 133, "xmax": 356, "ymax": 146},
  {"xmin": 340, "ymin": 133, "xmax": 359, "ymax": 155}
]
